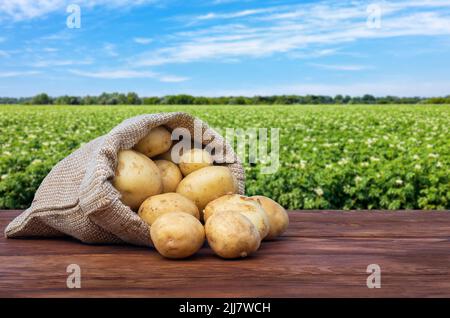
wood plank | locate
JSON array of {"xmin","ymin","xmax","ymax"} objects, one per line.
[
  {"xmin": 3, "ymin": 210, "xmax": 450, "ymax": 239},
  {"xmin": 289, "ymin": 210, "xmax": 450, "ymax": 238},
  {"xmin": 0, "ymin": 210, "xmax": 449, "ymax": 298}
]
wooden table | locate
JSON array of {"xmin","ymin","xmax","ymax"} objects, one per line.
[{"xmin": 0, "ymin": 210, "xmax": 449, "ymax": 298}]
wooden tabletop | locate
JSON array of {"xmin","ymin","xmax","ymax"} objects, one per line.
[{"xmin": 0, "ymin": 210, "xmax": 449, "ymax": 298}]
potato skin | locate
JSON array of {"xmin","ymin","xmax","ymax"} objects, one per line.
[
  {"xmin": 205, "ymin": 211, "xmax": 260, "ymax": 259},
  {"xmin": 134, "ymin": 126, "xmax": 172, "ymax": 158},
  {"xmin": 176, "ymin": 166, "xmax": 238, "ymax": 212},
  {"xmin": 138, "ymin": 193, "xmax": 199, "ymax": 225},
  {"xmin": 150, "ymin": 212, "xmax": 205, "ymax": 259},
  {"xmin": 154, "ymin": 160, "xmax": 183, "ymax": 193},
  {"xmin": 179, "ymin": 148, "xmax": 213, "ymax": 176},
  {"xmin": 252, "ymin": 196, "xmax": 289, "ymax": 240},
  {"xmin": 113, "ymin": 150, "xmax": 163, "ymax": 210},
  {"xmin": 204, "ymin": 194, "xmax": 270, "ymax": 239}
]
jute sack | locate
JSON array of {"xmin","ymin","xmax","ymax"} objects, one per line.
[{"xmin": 5, "ymin": 112, "xmax": 245, "ymax": 246}]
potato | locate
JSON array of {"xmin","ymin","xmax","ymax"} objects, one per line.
[
  {"xmin": 156, "ymin": 146, "xmax": 175, "ymax": 162},
  {"xmin": 176, "ymin": 166, "xmax": 238, "ymax": 212},
  {"xmin": 113, "ymin": 150, "xmax": 162, "ymax": 210},
  {"xmin": 179, "ymin": 148, "xmax": 213, "ymax": 176},
  {"xmin": 252, "ymin": 196, "xmax": 289, "ymax": 240},
  {"xmin": 204, "ymin": 194, "xmax": 270, "ymax": 239},
  {"xmin": 150, "ymin": 212, "xmax": 205, "ymax": 259},
  {"xmin": 154, "ymin": 160, "xmax": 183, "ymax": 193},
  {"xmin": 134, "ymin": 126, "xmax": 172, "ymax": 158},
  {"xmin": 138, "ymin": 193, "xmax": 199, "ymax": 225},
  {"xmin": 205, "ymin": 211, "xmax": 260, "ymax": 259}
]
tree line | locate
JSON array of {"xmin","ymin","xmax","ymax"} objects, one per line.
[{"xmin": 1, "ymin": 92, "xmax": 449, "ymax": 105}]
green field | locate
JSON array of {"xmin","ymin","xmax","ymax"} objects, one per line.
[{"xmin": 1, "ymin": 105, "xmax": 449, "ymax": 210}]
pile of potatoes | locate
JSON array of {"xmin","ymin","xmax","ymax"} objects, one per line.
[{"xmin": 113, "ymin": 125, "xmax": 289, "ymax": 259}]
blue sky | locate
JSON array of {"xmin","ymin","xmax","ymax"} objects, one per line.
[{"xmin": 1, "ymin": 0, "xmax": 450, "ymax": 97}]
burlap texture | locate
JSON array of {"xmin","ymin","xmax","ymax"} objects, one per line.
[{"xmin": 4, "ymin": 112, "xmax": 245, "ymax": 246}]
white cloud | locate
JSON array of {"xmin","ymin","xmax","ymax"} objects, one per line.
[
  {"xmin": 38, "ymin": 31, "xmax": 72, "ymax": 41},
  {"xmin": 103, "ymin": 43, "xmax": 118, "ymax": 57},
  {"xmin": 0, "ymin": 0, "xmax": 157, "ymax": 21},
  {"xmin": 69, "ymin": 69, "xmax": 157, "ymax": 79},
  {"xmin": 309, "ymin": 63, "xmax": 372, "ymax": 71},
  {"xmin": 195, "ymin": 8, "xmax": 271, "ymax": 21},
  {"xmin": 0, "ymin": 50, "xmax": 10, "ymax": 57},
  {"xmin": 133, "ymin": 37, "xmax": 153, "ymax": 45},
  {"xmin": 42, "ymin": 47, "xmax": 58, "ymax": 52},
  {"xmin": 159, "ymin": 75, "xmax": 189, "ymax": 83},
  {"xmin": 133, "ymin": 0, "xmax": 450, "ymax": 66},
  {"xmin": 31, "ymin": 59, "xmax": 93, "ymax": 67},
  {"xmin": 0, "ymin": 71, "xmax": 41, "ymax": 78},
  {"xmin": 0, "ymin": 0, "xmax": 64, "ymax": 21},
  {"xmin": 69, "ymin": 68, "xmax": 189, "ymax": 82}
]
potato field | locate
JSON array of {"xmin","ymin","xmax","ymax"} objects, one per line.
[{"xmin": 0, "ymin": 105, "xmax": 449, "ymax": 210}]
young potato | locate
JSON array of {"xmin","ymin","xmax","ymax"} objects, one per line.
[
  {"xmin": 134, "ymin": 126, "xmax": 172, "ymax": 158},
  {"xmin": 150, "ymin": 212, "xmax": 205, "ymax": 259},
  {"xmin": 204, "ymin": 194, "xmax": 270, "ymax": 239},
  {"xmin": 156, "ymin": 146, "xmax": 176, "ymax": 162},
  {"xmin": 205, "ymin": 211, "xmax": 260, "ymax": 259},
  {"xmin": 154, "ymin": 160, "xmax": 183, "ymax": 193},
  {"xmin": 252, "ymin": 196, "xmax": 289, "ymax": 240},
  {"xmin": 113, "ymin": 150, "xmax": 163, "ymax": 210},
  {"xmin": 138, "ymin": 192, "xmax": 199, "ymax": 225},
  {"xmin": 176, "ymin": 166, "xmax": 238, "ymax": 212},
  {"xmin": 178, "ymin": 148, "xmax": 213, "ymax": 176}
]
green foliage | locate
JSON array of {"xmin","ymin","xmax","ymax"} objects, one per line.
[
  {"xmin": 0, "ymin": 105, "xmax": 449, "ymax": 210},
  {"xmin": 31, "ymin": 93, "xmax": 52, "ymax": 105}
]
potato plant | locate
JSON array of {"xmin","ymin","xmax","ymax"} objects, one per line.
[{"xmin": 0, "ymin": 105, "xmax": 449, "ymax": 210}]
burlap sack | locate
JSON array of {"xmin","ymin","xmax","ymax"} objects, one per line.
[{"xmin": 5, "ymin": 112, "xmax": 245, "ymax": 246}]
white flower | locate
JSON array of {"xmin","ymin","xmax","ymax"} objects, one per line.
[
  {"xmin": 299, "ymin": 160, "xmax": 307, "ymax": 169},
  {"xmin": 314, "ymin": 187, "xmax": 324, "ymax": 196},
  {"xmin": 355, "ymin": 176, "xmax": 363, "ymax": 183},
  {"xmin": 414, "ymin": 164, "xmax": 422, "ymax": 170},
  {"xmin": 428, "ymin": 153, "xmax": 439, "ymax": 159},
  {"xmin": 395, "ymin": 179, "xmax": 403, "ymax": 185},
  {"xmin": 370, "ymin": 156, "xmax": 380, "ymax": 162},
  {"xmin": 360, "ymin": 162, "xmax": 369, "ymax": 167},
  {"xmin": 325, "ymin": 164, "xmax": 333, "ymax": 169},
  {"xmin": 436, "ymin": 162, "xmax": 443, "ymax": 168},
  {"xmin": 413, "ymin": 155, "xmax": 420, "ymax": 160}
]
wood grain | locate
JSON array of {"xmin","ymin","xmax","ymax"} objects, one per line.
[{"xmin": 0, "ymin": 210, "xmax": 449, "ymax": 298}]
